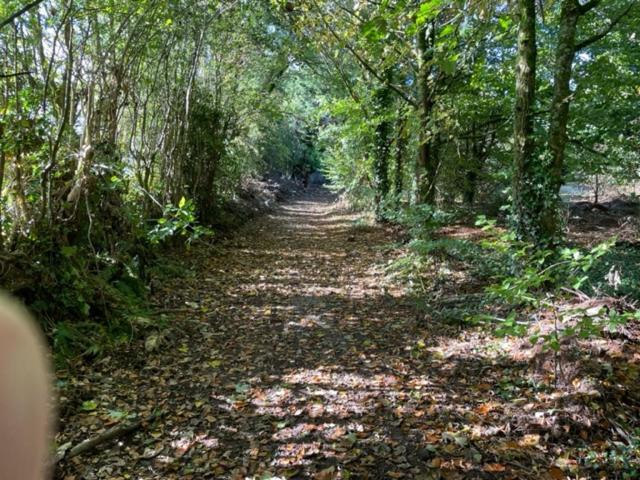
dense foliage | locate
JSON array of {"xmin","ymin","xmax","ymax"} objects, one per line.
[
  {"xmin": 1, "ymin": 0, "xmax": 638, "ymax": 354},
  {"xmin": 0, "ymin": 0, "xmax": 319, "ymax": 352},
  {"xmin": 282, "ymin": 0, "xmax": 638, "ymax": 237}
]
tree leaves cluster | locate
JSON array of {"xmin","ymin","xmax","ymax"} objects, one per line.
[
  {"xmin": 0, "ymin": 0, "xmax": 313, "ymax": 346},
  {"xmin": 278, "ymin": 0, "xmax": 638, "ymax": 243}
]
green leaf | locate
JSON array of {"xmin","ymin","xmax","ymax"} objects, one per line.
[
  {"xmin": 108, "ymin": 409, "xmax": 127, "ymax": 420},
  {"xmin": 81, "ymin": 400, "xmax": 98, "ymax": 411},
  {"xmin": 416, "ymin": 0, "xmax": 443, "ymax": 26},
  {"xmin": 360, "ymin": 17, "xmax": 387, "ymax": 42},
  {"xmin": 178, "ymin": 196, "xmax": 186, "ymax": 208},
  {"xmin": 235, "ymin": 382, "xmax": 250, "ymax": 394},
  {"xmin": 439, "ymin": 25, "xmax": 454, "ymax": 37},
  {"xmin": 498, "ymin": 17, "xmax": 511, "ymax": 31},
  {"xmin": 438, "ymin": 57, "xmax": 457, "ymax": 75}
]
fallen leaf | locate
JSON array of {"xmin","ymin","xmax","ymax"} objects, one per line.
[
  {"xmin": 548, "ymin": 466, "xmax": 565, "ymax": 480},
  {"xmin": 483, "ymin": 463, "xmax": 506, "ymax": 472}
]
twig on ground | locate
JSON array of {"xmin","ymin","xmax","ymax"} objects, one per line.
[{"xmin": 55, "ymin": 410, "xmax": 164, "ymax": 463}]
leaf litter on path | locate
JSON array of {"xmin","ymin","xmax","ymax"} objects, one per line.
[{"xmin": 55, "ymin": 190, "xmax": 640, "ymax": 479}]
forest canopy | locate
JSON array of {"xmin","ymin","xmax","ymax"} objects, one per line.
[{"xmin": 1, "ymin": 0, "xmax": 638, "ymax": 243}]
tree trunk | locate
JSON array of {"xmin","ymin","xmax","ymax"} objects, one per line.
[
  {"xmin": 512, "ymin": 0, "xmax": 538, "ymax": 241},
  {"xmin": 394, "ymin": 115, "xmax": 406, "ymax": 206},
  {"xmin": 43, "ymin": 7, "xmax": 73, "ymax": 221},
  {"xmin": 0, "ymin": 149, "xmax": 5, "ymax": 244},
  {"xmin": 540, "ymin": 0, "xmax": 580, "ymax": 238},
  {"xmin": 373, "ymin": 75, "xmax": 393, "ymax": 220},
  {"xmin": 464, "ymin": 122, "xmax": 478, "ymax": 205},
  {"xmin": 416, "ymin": 22, "xmax": 437, "ymax": 205},
  {"xmin": 464, "ymin": 122, "xmax": 496, "ymax": 205}
]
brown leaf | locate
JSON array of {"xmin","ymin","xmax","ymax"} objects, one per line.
[
  {"xmin": 483, "ymin": 463, "xmax": 506, "ymax": 472},
  {"xmin": 548, "ymin": 466, "xmax": 565, "ymax": 480}
]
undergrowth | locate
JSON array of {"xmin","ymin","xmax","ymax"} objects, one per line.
[
  {"xmin": 3, "ymin": 194, "xmax": 211, "ymax": 364},
  {"xmin": 387, "ymin": 206, "xmax": 639, "ymax": 348}
]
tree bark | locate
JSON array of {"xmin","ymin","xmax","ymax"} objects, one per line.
[
  {"xmin": 512, "ymin": 0, "xmax": 538, "ymax": 240},
  {"xmin": 540, "ymin": 0, "xmax": 580, "ymax": 238},
  {"xmin": 416, "ymin": 21, "xmax": 437, "ymax": 205},
  {"xmin": 373, "ymin": 74, "xmax": 393, "ymax": 219},
  {"xmin": 394, "ymin": 115, "xmax": 406, "ymax": 205}
]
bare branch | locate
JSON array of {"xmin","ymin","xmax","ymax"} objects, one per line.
[{"xmin": 310, "ymin": 0, "xmax": 418, "ymax": 108}]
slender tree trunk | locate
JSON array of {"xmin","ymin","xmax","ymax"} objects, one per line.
[
  {"xmin": 464, "ymin": 122, "xmax": 478, "ymax": 205},
  {"xmin": 540, "ymin": 0, "xmax": 580, "ymax": 238},
  {"xmin": 43, "ymin": 5, "xmax": 73, "ymax": 220},
  {"xmin": 11, "ymin": 25, "xmax": 29, "ymax": 235},
  {"xmin": 394, "ymin": 115, "xmax": 406, "ymax": 206},
  {"xmin": 173, "ymin": 28, "xmax": 205, "ymax": 201},
  {"xmin": 373, "ymin": 74, "xmax": 393, "ymax": 220},
  {"xmin": 0, "ymin": 149, "xmax": 5, "ymax": 244},
  {"xmin": 416, "ymin": 21, "xmax": 437, "ymax": 205},
  {"xmin": 512, "ymin": 0, "xmax": 538, "ymax": 240},
  {"xmin": 465, "ymin": 123, "xmax": 496, "ymax": 205}
]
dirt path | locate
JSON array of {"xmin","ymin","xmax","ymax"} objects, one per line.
[{"xmin": 56, "ymin": 190, "xmax": 567, "ymax": 479}]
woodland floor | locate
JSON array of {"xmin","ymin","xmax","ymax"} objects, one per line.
[{"xmin": 55, "ymin": 189, "xmax": 640, "ymax": 480}]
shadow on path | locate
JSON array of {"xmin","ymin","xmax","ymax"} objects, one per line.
[{"xmin": 56, "ymin": 189, "xmax": 589, "ymax": 480}]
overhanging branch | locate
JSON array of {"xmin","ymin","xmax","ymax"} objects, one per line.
[
  {"xmin": 575, "ymin": 2, "xmax": 634, "ymax": 51},
  {"xmin": 0, "ymin": 0, "xmax": 46, "ymax": 30},
  {"xmin": 0, "ymin": 71, "xmax": 32, "ymax": 79}
]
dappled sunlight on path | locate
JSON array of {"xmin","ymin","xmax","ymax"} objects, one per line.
[{"xmin": 56, "ymin": 189, "xmax": 583, "ymax": 480}]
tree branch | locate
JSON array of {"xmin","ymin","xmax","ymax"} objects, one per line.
[
  {"xmin": 569, "ymin": 138, "xmax": 607, "ymax": 157},
  {"xmin": 310, "ymin": 0, "xmax": 418, "ymax": 108},
  {"xmin": 575, "ymin": 2, "xmax": 634, "ymax": 51},
  {"xmin": 0, "ymin": 0, "xmax": 46, "ymax": 30},
  {"xmin": 55, "ymin": 411, "xmax": 164, "ymax": 463},
  {"xmin": 0, "ymin": 71, "xmax": 31, "ymax": 79}
]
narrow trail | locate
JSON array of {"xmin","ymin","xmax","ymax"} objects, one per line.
[{"xmin": 57, "ymin": 190, "xmax": 538, "ymax": 479}]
